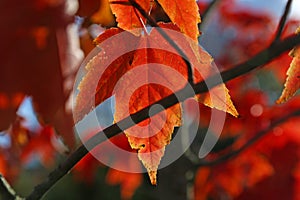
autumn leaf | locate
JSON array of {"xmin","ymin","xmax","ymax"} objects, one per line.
[
  {"xmin": 106, "ymin": 169, "xmax": 142, "ymax": 199},
  {"xmin": 0, "ymin": 93, "xmax": 25, "ymax": 130},
  {"xmin": 104, "ymin": 133, "xmax": 143, "ymax": 199},
  {"xmin": 109, "ymin": 0, "xmax": 200, "ymax": 40},
  {"xmin": 198, "ymin": 86, "xmax": 239, "ymax": 118},
  {"xmin": 194, "ymin": 151, "xmax": 274, "ymax": 199},
  {"xmin": 75, "ymin": 23, "xmax": 238, "ymax": 184},
  {"xmin": 75, "ymin": 29, "xmax": 185, "ymax": 184},
  {"xmin": 74, "ymin": 28, "xmax": 139, "ymax": 123},
  {"xmin": 158, "ymin": 22, "xmax": 238, "ymax": 117},
  {"xmin": 156, "ymin": 0, "xmax": 201, "ymax": 41},
  {"xmin": 77, "ymin": 0, "xmax": 116, "ymax": 27},
  {"xmin": 91, "ymin": 0, "xmax": 116, "ymax": 27},
  {"xmin": 157, "ymin": 22, "xmax": 238, "ymax": 118},
  {"xmin": 109, "ymin": 0, "xmax": 151, "ymax": 35},
  {"xmin": 113, "ymin": 47, "xmax": 184, "ymax": 184},
  {"xmin": 0, "ymin": 154, "xmax": 7, "ymax": 177},
  {"xmin": 0, "ymin": 1, "xmax": 75, "ymax": 148},
  {"xmin": 20, "ymin": 126, "xmax": 57, "ymax": 167},
  {"xmin": 77, "ymin": 0, "xmax": 100, "ymax": 17},
  {"xmin": 277, "ymin": 27, "xmax": 300, "ymax": 104},
  {"xmin": 194, "ymin": 167, "xmax": 212, "ymax": 200},
  {"xmin": 237, "ymin": 140, "xmax": 300, "ymax": 200}
]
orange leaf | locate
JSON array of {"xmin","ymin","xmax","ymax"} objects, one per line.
[
  {"xmin": 74, "ymin": 28, "xmax": 139, "ymax": 123},
  {"xmin": 0, "ymin": 2, "xmax": 75, "ymax": 148},
  {"xmin": 109, "ymin": 0, "xmax": 151, "ymax": 35},
  {"xmin": 277, "ymin": 27, "xmax": 300, "ymax": 104},
  {"xmin": 194, "ymin": 151, "xmax": 274, "ymax": 199},
  {"xmin": 77, "ymin": 0, "xmax": 100, "ymax": 17},
  {"xmin": 113, "ymin": 46, "xmax": 184, "ymax": 184},
  {"xmin": 197, "ymin": 85, "xmax": 239, "ymax": 118},
  {"xmin": 101, "ymin": 134, "xmax": 143, "ymax": 198},
  {"xmin": 91, "ymin": 0, "xmax": 115, "ymax": 27},
  {"xmin": 194, "ymin": 167, "xmax": 213, "ymax": 200},
  {"xmin": 106, "ymin": 169, "xmax": 142, "ymax": 199},
  {"xmin": 157, "ymin": 23, "xmax": 238, "ymax": 117},
  {"xmin": 0, "ymin": 154, "xmax": 7, "ymax": 177},
  {"xmin": 0, "ymin": 92, "xmax": 25, "ymax": 130},
  {"xmin": 75, "ymin": 24, "xmax": 238, "ymax": 184},
  {"xmin": 156, "ymin": 0, "xmax": 201, "ymax": 41},
  {"xmin": 20, "ymin": 126, "xmax": 56, "ymax": 167}
]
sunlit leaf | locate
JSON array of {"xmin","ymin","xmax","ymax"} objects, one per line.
[
  {"xmin": 75, "ymin": 23, "xmax": 238, "ymax": 184},
  {"xmin": 277, "ymin": 27, "xmax": 300, "ymax": 104},
  {"xmin": 156, "ymin": 0, "xmax": 201, "ymax": 40},
  {"xmin": 109, "ymin": 0, "xmax": 151, "ymax": 35}
]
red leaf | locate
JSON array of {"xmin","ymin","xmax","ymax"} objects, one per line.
[
  {"xmin": 109, "ymin": 0, "xmax": 151, "ymax": 35},
  {"xmin": 91, "ymin": 0, "xmax": 116, "ymax": 27},
  {"xmin": 0, "ymin": 93, "xmax": 25, "ymax": 130},
  {"xmin": 106, "ymin": 169, "xmax": 142, "ymax": 199},
  {"xmin": 75, "ymin": 23, "xmax": 238, "ymax": 184},
  {"xmin": 0, "ymin": 1, "xmax": 75, "ymax": 148},
  {"xmin": 277, "ymin": 27, "xmax": 300, "ymax": 103},
  {"xmin": 194, "ymin": 151, "xmax": 274, "ymax": 199},
  {"xmin": 156, "ymin": 0, "xmax": 201, "ymax": 40},
  {"xmin": 20, "ymin": 126, "xmax": 57, "ymax": 167}
]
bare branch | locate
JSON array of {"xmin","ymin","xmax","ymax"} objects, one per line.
[
  {"xmin": 127, "ymin": 0, "xmax": 195, "ymax": 85},
  {"xmin": 196, "ymin": 109, "xmax": 300, "ymax": 166},
  {"xmin": 274, "ymin": 0, "xmax": 293, "ymax": 42},
  {"xmin": 0, "ymin": 174, "xmax": 24, "ymax": 200},
  {"xmin": 109, "ymin": 1, "xmax": 131, "ymax": 6},
  {"xmin": 198, "ymin": 0, "xmax": 221, "ymax": 30},
  {"xmin": 24, "ymin": 1, "xmax": 300, "ymax": 199},
  {"xmin": 25, "ymin": 30, "xmax": 300, "ymax": 200},
  {"xmin": 25, "ymin": 146, "xmax": 88, "ymax": 200}
]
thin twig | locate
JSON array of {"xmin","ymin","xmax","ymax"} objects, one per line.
[
  {"xmin": 111, "ymin": 0, "xmax": 195, "ymax": 84},
  {"xmin": 0, "ymin": 174, "xmax": 24, "ymax": 200},
  {"xmin": 25, "ymin": 32, "xmax": 300, "ymax": 200},
  {"xmin": 133, "ymin": 7, "xmax": 148, "ymax": 34},
  {"xmin": 110, "ymin": 1, "xmax": 131, "ymax": 6},
  {"xmin": 196, "ymin": 109, "xmax": 300, "ymax": 166},
  {"xmin": 198, "ymin": 0, "xmax": 221, "ymax": 30},
  {"xmin": 24, "ymin": 1, "xmax": 300, "ymax": 199},
  {"xmin": 127, "ymin": 0, "xmax": 195, "ymax": 85},
  {"xmin": 273, "ymin": 0, "xmax": 293, "ymax": 42}
]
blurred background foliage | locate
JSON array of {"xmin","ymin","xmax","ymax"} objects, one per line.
[{"xmin": 1, "ymin": 0, "xmax": 300, "ymax": 199}]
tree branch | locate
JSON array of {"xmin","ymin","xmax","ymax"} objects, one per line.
[
  {"xmin": 198, "ymin": 0, "xmax": 221, "ymax": 30},
  {"xmin": 274, "ymin": 0, "xmax": 293, "ymax": 42},
  {"xmin": 25, "ymin": 29, "xmax": 300, "ymax": 200},
  {"xmin": 0, "ymin": 174, "xmax": 24, "ymax": 200},
  {"xmin": 24, "ymin": 1, "xmax": 300, "ymax": 199},
  {"xmin": 127, "ymin": 0, "xmax": 195, "ymax": 84},
  {"xmin": 195, "ymin": 109, "xmax": 300, "ymax": 166},
  {"xmin": 110, "ymin": 0, "xmax": 195, "ymax": 84}
]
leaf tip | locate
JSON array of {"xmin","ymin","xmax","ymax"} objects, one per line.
[
  {"xmin": 228, "ymin": 107, "xmax": 239, "ymax": 118},
  {"xmin": 276, "ymin": 95, "xmax": 288, "ymax": 104},
  {"xmin": 148, "ymin": 170, "xmax": 157, "ymax": 185}
]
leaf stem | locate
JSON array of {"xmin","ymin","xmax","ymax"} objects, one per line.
[
  {"xmin": 127, "ymin": 0, "xmax": 195, "ymax": 85},
  {"xmin": 133, "ymin": 7, "xmax": 149, "ymax": 35}
]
